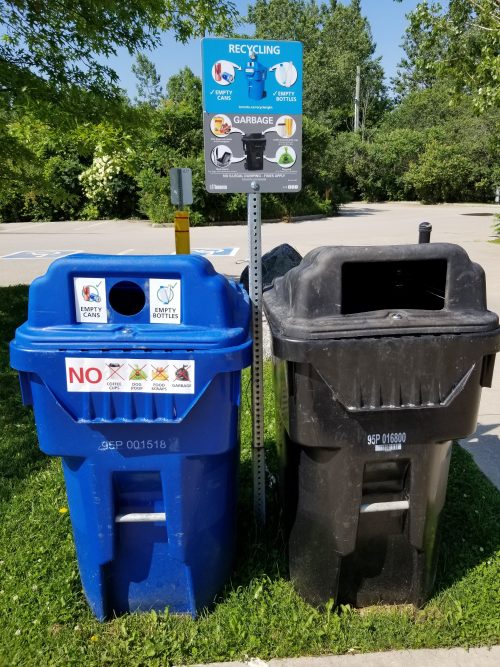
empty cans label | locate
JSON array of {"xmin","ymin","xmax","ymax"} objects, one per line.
[
  {"xmin": 74, "ymin": 278, "xmax": 108, "ymax": 323},
  {"xmin": 65, "ymin": 358, "xmax": 195, "ymax": 393}
]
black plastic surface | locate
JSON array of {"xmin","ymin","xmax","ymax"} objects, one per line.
[
  {"xmin": 264, "ymin": 243, "xmax": 500, "ymax": 608},
  {"xmin": 242, "ymin": 133, "xmax": 266, "ymax": 171},
  {"xmin": 264, "ymin": 244, "xmax": 498, "ymax": 339}
]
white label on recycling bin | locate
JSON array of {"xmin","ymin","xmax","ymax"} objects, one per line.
[
  {"xmin": 73, "ymin": 278, "xmax": 108, "ymax": 323},
  {"xmin": 65, "ymin": 358, "xmax": 195, "ymax": 393},
  {"xmin": 149, "ymin": 279, "xmax": 181, "ymax": 323}
]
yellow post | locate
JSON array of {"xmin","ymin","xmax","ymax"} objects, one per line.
[{"xmin": 174, "ymin": 210, "xmax": 190, "ymax": 255}]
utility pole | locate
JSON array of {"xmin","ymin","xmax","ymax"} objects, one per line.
[{"xmin": 354, "ymin": 65, "xmax": 361, "ymax": 132}]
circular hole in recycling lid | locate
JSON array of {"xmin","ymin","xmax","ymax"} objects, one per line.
[{"xmin": 109, "ymin": 281, "xmax": 146, "ymax": 316}]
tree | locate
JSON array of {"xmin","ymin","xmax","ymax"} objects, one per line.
[
  {"xmin": 166, "ymin": 67, "xmax": 202, "ymax": 107},
  {"xmin": 248, "ymin": 0, "xmax": 387, "ymax": 132},
  {"xmin": 248, "ymin": 0, "xmax": 325, "ymax": 51},
  {"xmin": 132, "ymin": 54, "xmax": 163, "ymax": 107},
  {"xmin": 0, "ymin": 0, "xmax": 239, "ymax": 104},
  {"xmin": 348, "ymin": 83, "xmax": 500, "ymax": 202},
  {"xmin": 394, "ymin": 1, "xmax": 500, "ymax": 111}
]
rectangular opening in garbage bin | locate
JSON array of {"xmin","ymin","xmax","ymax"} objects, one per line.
[
  {"xmin": 362, "ymin": 460, "xmax": 410, "ymax": 495},
  {"xmin": 341, "ymin": 259, "xmax": 447, "ymax": 314},
  {"xmin": 113, "ymin": 471, "xmax": 167, "ymax": 534}
]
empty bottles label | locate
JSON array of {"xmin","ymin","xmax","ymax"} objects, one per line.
[{"xmin": 149, "ymin": 279, "xmax": 182, "ymax": 323}]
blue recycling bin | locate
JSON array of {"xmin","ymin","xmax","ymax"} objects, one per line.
[
  {"xmin": 10, "ymin": 254, "xmax": 252, "ymax": 620},
  {"xmin": 245, "ymin": 52, "xmax": 267, "ymax": 100}
]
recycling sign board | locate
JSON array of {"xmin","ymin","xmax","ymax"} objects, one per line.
[{"xmin": 202, "ymin": 38, "xmax": 303, "ymax": 194}]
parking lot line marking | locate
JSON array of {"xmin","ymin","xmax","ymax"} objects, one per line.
[{"xmin": 73, "ymin": 220, "xmax": 109, "ymax": 231}]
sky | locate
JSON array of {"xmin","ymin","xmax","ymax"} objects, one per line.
[{"xmin": 106, "ymin": 0, "xmax": 422, "ymax": 99}]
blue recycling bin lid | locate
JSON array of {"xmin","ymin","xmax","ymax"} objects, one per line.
[
  {"xmin": 11, "ymin": 254, "xmax": 252, "ymax": 423},
  {"xmin": 12, "ymin": 254, "xmax": 250, "ymax": 351}
]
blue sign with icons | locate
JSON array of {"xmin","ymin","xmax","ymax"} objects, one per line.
[{"xmin": 202, "ymin": 38, "xmax": 302, "ymax": 114}]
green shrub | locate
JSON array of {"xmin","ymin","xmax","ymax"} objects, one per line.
[
  {"xmin": 405, "ymin": 141, "xmax": 484, "ymax": 203},
  {"xmin": 347, "ymin": 129, "xmax": 425, "ymax": 201}
]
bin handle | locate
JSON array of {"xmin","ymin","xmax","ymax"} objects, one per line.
[
  {"xmin": 115, "ymin": 512, "xmax": 166, "ymax": 523},
  {"xmin": 359, "ymin": 500, "xmax": 409, "ymax": 513}
]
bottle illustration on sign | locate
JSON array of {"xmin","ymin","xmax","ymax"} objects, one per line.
[
  {"xmin": 82, "ymin": 284, "xmax": 101, "ymax": 302},
  {"xmin": 157, "ymin": 283, "xmax": 176, "ymax": 304},
  {"xmin": 269, "ymin": 62, "xmax": 298, "ymax": 88},
  {"xmin": 242, "ymin": 133, "xmax": 267, "ymax": 171},
  {"xmin": 245, "ymin": 51, "xmax": 267, "ymax": 100},
  {"xmin": 175, "ymin": 364, "xmax": 191, "ymax": 382},
  {"xmin": 129, "ymin": 364, "xmax": 148, "ymax": 381}
]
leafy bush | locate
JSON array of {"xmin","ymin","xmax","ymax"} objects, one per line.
[
  {"xmin": 346, "ymin": 129, "xmax": 425, "ymax": 201},
  {"xmin": 403, "ymin": 141, "xmax": 480, "ymax": 203}
]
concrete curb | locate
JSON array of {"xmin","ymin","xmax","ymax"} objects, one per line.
[{"xmin": 192, "ymin": 646, "xmax": 500, "ymax": 667}]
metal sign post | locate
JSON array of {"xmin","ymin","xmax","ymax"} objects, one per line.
[
  {"xmin": 201, "ymin": 38, "xmax": 303, "ymax": 525},
  {"xmin": 248, "ymin": 186, "xmax": 265, "ymax": 524}
]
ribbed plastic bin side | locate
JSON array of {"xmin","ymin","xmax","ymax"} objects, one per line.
[
  {"xmin": 10, "ymin": 254, "xmax": 252, "ymax": 620},
  {"xmin": 264, "ymin": 243, "xmax": 500, "ymax": 607}
]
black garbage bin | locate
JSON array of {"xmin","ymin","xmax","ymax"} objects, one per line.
[
  {"xmin": 263, "ymin": 243, "xmax": 500, "ymax": 607},
  {"xmin": 242, "ymin": 133, "xmax": 267, "ymax": 171}
]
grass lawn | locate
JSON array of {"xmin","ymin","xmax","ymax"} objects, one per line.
[{"xmin": 1, "ymin": 285, "xmax": 499, "ymax": 667}]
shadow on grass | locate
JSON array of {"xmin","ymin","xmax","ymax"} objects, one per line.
[
  {"xmin": 434, "ymin": 443, "xmax": 500, "ymax": 594},
  {"xmin": 0, "ymin": 286, "xmax": 49, "ymax": 505},
  {"xmin": 230, "ymin": 437, "xmax": 287, "ymax": 588}
]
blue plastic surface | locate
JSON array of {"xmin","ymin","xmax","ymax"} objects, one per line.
[
  {"xmin": 245, "ymin": 54, "xmax": 267, "ymax": 101},
  {"xmin": 10, "ymin": 254, "xmax": 252, "ymax": 620}
]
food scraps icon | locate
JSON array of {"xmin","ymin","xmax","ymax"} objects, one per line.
[
  {"xmin": 175, "ymin": 364, "xmax": 191, "ymax": 382},
  {"xmin": 152, "ymin": 365, "xmax": 169, "ymax": 381},
  {"xmin": 129, "ymin": 364, "xmax": 148, "ymax": 381}
]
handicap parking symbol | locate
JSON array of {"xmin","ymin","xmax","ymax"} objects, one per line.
[
  {"xmin": 191, "ymin": 248, "xmax": 239, "ymax": 257},
  {"xmin": 1, "ymin": 250, "xmax": 79, "ymax": 260}
]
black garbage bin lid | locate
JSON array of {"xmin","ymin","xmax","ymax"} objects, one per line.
[
  {"xmin": 263, "ymin": 243, "xmax": 499, "ymax": 340},
  {"xmin": 242, "ymin": 133, "xmax": 266, "ymax": 147}
]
